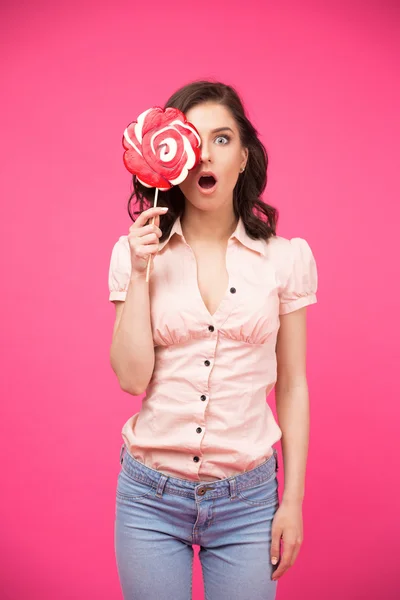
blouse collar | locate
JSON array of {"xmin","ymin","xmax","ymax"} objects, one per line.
[{"xmin": 158, "ymin": 214, "xmax": 266, "ymax": 256}]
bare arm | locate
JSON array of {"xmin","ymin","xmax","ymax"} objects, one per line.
[
  {"xmin": 110, "ymin": 273, "xmax": 155, "ymax": 395},
  {"xmin": 109, "ymin": 206, "xmax": 168, "ymax": 395},
  {"xmin": 275, "ymin": 306, "xmax": 310, "ymax": 506}
]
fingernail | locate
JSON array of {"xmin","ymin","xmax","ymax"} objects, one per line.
[
  {"xmin": 271, "ymin": 557, "xmax": 278, "ymax": 565},
  {"xmin": 161, "ymin": 207, "xmax": 168, "ymax": 211}
]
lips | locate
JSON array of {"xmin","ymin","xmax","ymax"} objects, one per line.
[{"xmin": 197, "ymin": 171, "xmax": 218, "ymax": 194}]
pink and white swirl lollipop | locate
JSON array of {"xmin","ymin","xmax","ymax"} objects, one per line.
[{"xmin": 122, "ymin": 106, "xmax": 201, "ymax": 280}]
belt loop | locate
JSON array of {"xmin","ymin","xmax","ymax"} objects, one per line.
[
  {"xmin": 155, "ymin": 474, "xmax": 168, "ymax": 498},
  {"xmin": 228, "ymin": 477, "xmax": 238, "ymax": 500},
  {"xmin": 119, "ymin": 442, "xmax": 126, "ymax": 465}
]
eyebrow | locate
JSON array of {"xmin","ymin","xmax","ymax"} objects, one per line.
[{"xmin": 211, "ymin": 127, "xmax": 235, "ymax": 134}]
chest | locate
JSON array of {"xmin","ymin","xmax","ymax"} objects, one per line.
[
  {"xmin": 191, "ymin": 243, "xmax": 229, "ymax": 317},
  {"xmin": 149, "ymin": 239, "xmax": 280, "ymax": 348}
]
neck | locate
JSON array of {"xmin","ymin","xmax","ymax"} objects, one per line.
[{"xmin": 181, "ymin": 206, "xmax": 238, "ymax": 245}]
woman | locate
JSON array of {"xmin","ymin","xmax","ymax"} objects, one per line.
[{"xmin": 108, "ymin": 80, "xmax": 318, "ymax": 600}]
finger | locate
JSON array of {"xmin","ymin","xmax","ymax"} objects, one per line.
[
  {"xmin": 134, "ymin": 207, "xmax": 168, "ymax": 228},
  {"xmin": 135, "ymin": 232, "xmax": 160, "ymax": 246},
  {"xmin": 272, "ymin": 541, "xmax": 295, "ymax": 580},
  {"xmin": 134, "ymin": 224, "xmax": 162, "ymax": 238},
  {"xmin": 136, "ymin": 243, "xmax": 159, "ymax": 257},
  {"xmin": 290, "ymin": 542, "xmax": 301, "ymax": 566},
  {"xmin": 270, "ymin": 531, "xmax": 281, "ymax": 567}
]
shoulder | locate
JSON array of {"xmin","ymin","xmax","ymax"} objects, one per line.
[
  {"xmin": 266, "ymin": 234, "xmax": 315, "ymax": 260},
  {"xmin": 110, "ymin": 235, "xmax": 130, "ymax": 264},
  {"xmin": 266, "ymin": 233, "xmax": 313, "ymax": 254},
  {"xmin": 113, "ymin": 234, "xmax": 130, "ymax": 251},
  {"xmin": 108, "ymin": 235, "xmax": 131, "ymax": 301},
  {"xmin": 265, "ymin": 234, "xmax": 317, "ymax": 287},
  {"xmin": 265, "ymin": 234, "xmax": 304, "ymax": 265}
]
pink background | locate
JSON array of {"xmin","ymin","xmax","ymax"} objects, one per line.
[{"xmin": 1, "ymin": 0, "xmax": 399, "ymax": 598}]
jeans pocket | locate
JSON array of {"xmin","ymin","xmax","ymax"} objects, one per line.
[
  {"xmin": 274, "ymin": 448, "xmax": 279, "ymax": 472},
  {"xmin": 237, "ymin": 473, "xmax": 279, "ymax": 507},
  {"xmin": 116, "ymin": 468, "xmax": 156, "ymax": 501}
]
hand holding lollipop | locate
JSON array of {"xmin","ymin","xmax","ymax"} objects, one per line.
[{"xmin": 122, "ymin": 107, "xmax": 201, "ymax": 281}]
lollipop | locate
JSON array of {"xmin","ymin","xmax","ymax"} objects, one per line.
[{"xmin": 122, "ymin": 107, "xmax": 201, "ymax": 281}]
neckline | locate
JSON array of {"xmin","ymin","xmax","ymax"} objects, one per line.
[{"xmin": 190, "ymin": 242, "xmax": 231, "ymax": 320}]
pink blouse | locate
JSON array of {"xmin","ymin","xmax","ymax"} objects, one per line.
[{"xmin": 108, "ymin": 215, "xmax": 318, "ymax": 481}]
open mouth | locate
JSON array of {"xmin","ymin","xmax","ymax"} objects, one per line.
[
  {"xmin": 199, "ymin": 176, "xmax": 216, "ymax": 189},
  {"xmin": 197, "ymin": 173, "xmax": 218, "ymax": 193}
]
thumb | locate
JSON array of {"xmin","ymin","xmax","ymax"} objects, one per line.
[{"xmin": 270, "ymin": 530, "xmax": 281, "ymax": 565}]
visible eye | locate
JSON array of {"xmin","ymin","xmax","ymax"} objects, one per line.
[{"xmin": 214, "ymin": 135, "xmax": 230, "ymax": 145}]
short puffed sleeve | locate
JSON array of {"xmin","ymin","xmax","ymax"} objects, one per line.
[
  {"xmin": 108, "ymin": 235, "xmax": 131, "ymax": 302},
  {"xmin": 278, "ymin": 237, "xmax": 318, "ymax": 315}
]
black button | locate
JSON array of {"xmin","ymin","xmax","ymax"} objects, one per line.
[
  {"xmin": 230, "ymin": 287, "xmax": 236, "ymax": 293},
  {"xmin": 193, "ymin": 456, "xmax": 200, "ymax": 462},
  {"xmin": 204, "ymin": 360, "xmax": 210, "ymax": 366},
  {"xmin": 196, "ymin": 427, "xmax": 202, "ymax": 433},
  {"xmin": 208, "ymin": 325, "xmax": 214, "ymax": 332},
  {"xmin": 200, "ymin": 395, "xmax": 207, "ymax": 401}
]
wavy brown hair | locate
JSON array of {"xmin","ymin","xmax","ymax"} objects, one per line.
[{"xmin": 127, "ymin": 80, "xmax": 278, "ymax": 243}]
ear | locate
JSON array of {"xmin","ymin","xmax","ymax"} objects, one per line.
[{"xmin": 241, "ymin": 147, "xmax": 249, "ymax": 169}]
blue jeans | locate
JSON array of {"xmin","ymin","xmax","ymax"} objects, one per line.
[{"xmin": 115, "ymin": 443, "xmax": 280, "ymax": 600}]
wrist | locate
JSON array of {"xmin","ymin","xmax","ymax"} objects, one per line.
[
  {"xmin": 281, "ymin": 493, "xmax": 304, "ymax": 507},
  {"xmin": 130, "ymin": 271, "xmax": 147, "ymax": 283}
]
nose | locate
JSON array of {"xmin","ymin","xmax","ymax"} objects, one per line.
[{"xmin": 200, "ymin": 141, "xmax": 211, "ymax": 164}]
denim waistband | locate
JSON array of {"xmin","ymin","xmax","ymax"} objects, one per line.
[{"xmin": 119, "ymin": 443, "xmax": 278, "ymax": 500}]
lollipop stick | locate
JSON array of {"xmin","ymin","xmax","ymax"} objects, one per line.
[{"xmin": 145, "ymin": 188, "xmax": 159, "ymax": 283}]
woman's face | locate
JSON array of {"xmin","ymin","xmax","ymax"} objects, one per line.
[{"xmin": 178, "ymin": 102, "xmax": 248, "ymax": 210}]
